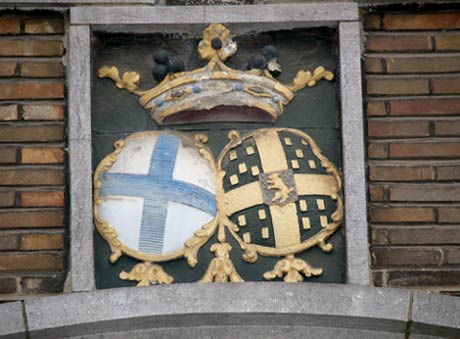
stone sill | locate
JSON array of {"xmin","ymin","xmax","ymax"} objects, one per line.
[{"xmin": 1, "ymin": 283, "xmax": 460, "ymax": 338}]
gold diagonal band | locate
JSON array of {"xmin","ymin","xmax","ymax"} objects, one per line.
[
  {"xmin": 269, "ymin": 203, "xmax": 301, "ymax": 248},
  {"xmin": 294, "ymin": 174, "xmax": 338, "ymax": 196},
  {"xmin": 254, "ymin": 129, "xmax": 300, "ymax": 248},
  {"xmin": 253, "ymin": 129, "xmax": 288, "ymax": 173},
  {"xmin": 222, "ymin": 181, "xmax": 264, "ymax": 216}
]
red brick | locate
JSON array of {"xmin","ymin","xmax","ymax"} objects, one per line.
[
  {"xmin": 21, "ymin": 147, "xmax": 64, "ymax": 164},
  {"xmin": 370, "ymin": 207, "xmax": 435, "ymax": 223},
  {"xmin": 0, "ymin": 234, "xmax": 18, "ymax": 250},
  {"xmin": 20, "ymin": 62, "xmax": 64, "ymax": 78},
  {"xmin": 385, "ymin": 269, "xmax": 460, "ymax": 287},
  {"xmin": 389, "ymin": 184, "xmax": 460, "ymax": 202},
  {"xmin": 0, "ymin": 105, "xmax": 18, "ymax": 121},
  {"xmin": 389, "ymin": 142, "xmax": 460, "ymax": 159},
  {"xmin": 0, "ymin": 124, "xmax": 63, "ymax": 142},
  {"xmin": 364, "ymin": 58, "xmax": 384, "ymax": 73},
  {"xmin": 21, "ymin": 274, "xmax": 64, "ymax": 294},
  {"xmin": 372, "ymin": 227, "xmax": 460, "ymax": 246},
  {"xmin": 0, "ymin": 191, "xmax": 15, "ymax": 207},
  {"xmin": 24, "ymin": 18, "xmax": 64, "ymax": 34},
  {"xmin": 368, "ymin": 143, "xmax": 388, "ymax": 159},
  {"xmin": 366, "ymin": 35, "xmax": 431, "ymax": 52},
  {"xmin": 367, "ymin": 79, "xmax": 429, "ymax": 96},
  {"xmin": 435, "ymin": 35, "xmax": 460, "ymax": 51},
  {"xmin": 21, "ymin": 191, "xmax": 64, "ymax": 207},
  {"xmin": 0, "ymin": 17, "xmax": 20, "ymax": 35},
  {"xmin": 0, "ymin": 40, "xmax": 63, "ymax": 56},
  {"xmin": 372, "ymin": 247, "xmax": 442, "ymax": 267},
  {"xmin": 0, "ymin": 83, "xmax": 64, "ymax": 100},
  {"xmin": 439, "ymin": 208, "xmax": 460, "ymax": 224},
  {"xmin": 390, "ymin": 99, "xmax": 460, "ymax": 116},
  {"xmin": 369, "ymin": 185, "xmax": 385, "ymax": 201},
  {"xmin": 367, "ymin": 101, "xmax": 387, "ymax": 116},
  {"xmin": 372, "ymin": 271, "xmax": 384, "ymax": 286},
  {"xmin": 383, "ymin": 13, "xmax": 460, "ymax": 30},
  {"xmin": 445, "ymin": 248, "xmax": 460, "ymax": 265},
  {"xmin": 0, "ymin": 277, "xmax": 16, "ymax": 293},
  {"xmin": 0, "ymin": 253, "xmax": 63, "ymax": 270},
  {"xmin": 437, "ymin": 166, "xmax": 460, "ymax": 181},
  {"xmin": 0, "ymin": 147, "xmax": 17, "ymax": 164},
  {"xmin": 20, "ymin": 233, "xmax": 64, "ymax": 250},
  {"xmin": 22, "ymin": 105, "xmax": 64, "ymax": 120},
  {"xmin": 0, "ymin": 210, "xmax": 63, "ymax": 228},
  {"xmin": 368, "ymin": 120, "xmax": 429, "ymax": 138},
  {"xmin": 0, "ymin": 168, "xmax": 64, "ymax": 186},
  {"xmin": 0, "ymin": 61, "xmax": 17, "ymax": 77},
  {"xmin": 385, "ymin": 56, "xmax": 460, "ymax": 74},
  {"xmin": 372, "ymin": 228, "xmax": 390, "ymax": 245},
  {"xmin": 369, "ymin": 165, "xmax": 434, "ymax": 181},
  {"xmin": 364, "ymin": 14, "xmax": 381, "ymax": 30},
  {"xmin": 435, "ymin": 120, "xmax": 460, "ymax": 136},
  {"xmin": 432, "ymin": 78, "xmax": 460, "ymax": 95}
]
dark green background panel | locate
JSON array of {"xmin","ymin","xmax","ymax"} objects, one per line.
[{"xmin": 92, "ymin": 26, "xmax": 345, "ymax": 288}]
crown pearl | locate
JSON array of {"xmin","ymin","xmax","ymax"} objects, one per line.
[
  {"xmin": 211, "ymin": 37, "xmax": 223, "ymax": 50},
  {"xmin": 155, "ymin": 98, "xmax": 164, "ymax": 107},
  {"xmin": 152, "ymin": 64, "xmax": 168, "ymax": 82},
  {"xmin": 193, "ymin": 85, "xmax": 202, "ymax": 93},
  {"xmin": 248, "ymin": 55, "xmax": 266, "ymax": 70},
  {"xmin": 166, "ymin": 57, "xmax": 185, "ymax": 74},
  {"xmin": 262, "ymin": 45, "xmax": 279, "ymax": 60},
  {"xmin": 153, "ymin": 49, "xmax": 170, "ymax": 65},
  {"xmin": 235, "ymin": 83, "xmax": 243, "ymax": 92}
]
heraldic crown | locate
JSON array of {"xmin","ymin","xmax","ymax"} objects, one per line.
[{"xmin": 98, "ymin": 23, "xmax": 334, "ymax": 125}]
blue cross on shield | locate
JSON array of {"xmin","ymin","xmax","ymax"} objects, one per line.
[{"xmin": 97, "ymin": 133, "xmax": 216, "ymax": 255}]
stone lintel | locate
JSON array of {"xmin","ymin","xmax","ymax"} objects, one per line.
[
  {"xmin": 22, "ymin": 283, "xmax": 409, "ymax": 338},
  {"xmin": 70, "ymin": 3, "xmax": 359, "ymax": 25}
]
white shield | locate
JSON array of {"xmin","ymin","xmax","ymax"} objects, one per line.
[{"xmin": 97, "ymin": 131, "xmax": 216, "ymax": 255}]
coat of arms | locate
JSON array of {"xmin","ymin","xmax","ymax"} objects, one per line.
[{"xmin": 94, "ymin": 24, "xmax": 342, "ymax": 285}]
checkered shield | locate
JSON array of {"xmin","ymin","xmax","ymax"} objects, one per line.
[{"xmin": 219, "ymin": 128, "xmax": 342, "ymax": 252}]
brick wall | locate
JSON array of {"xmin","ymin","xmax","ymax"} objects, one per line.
[
  {"xmin": 2, "ymin": 6, "xmax": 460, "ymax": 299},
  {"xmin": 364, "ymin": 9, "xmax": 460, "ymax": 293},
  {"xmin": 0, "ymin": 12, "xmax": 66, "ymax": 298}
]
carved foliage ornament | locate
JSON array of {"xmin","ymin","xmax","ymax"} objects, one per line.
[{"xmin": 94, "ymin": 24, "xmax": 342, "ymax": 285}]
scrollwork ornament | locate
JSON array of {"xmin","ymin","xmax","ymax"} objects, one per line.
[
  {"xmin": 120, "ymin": 262, "xmax": 173, "ymax": 286},
  {"xmin": 263, "ymin": 255, "xmax": 323, "ymax": 283},
  {"xmin": 200, "ymin": 243, "xmax": 243, "ymax": 283}
]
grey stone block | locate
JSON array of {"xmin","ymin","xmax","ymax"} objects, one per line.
[
  {"xmin": 411, "ymin": 291, "xmax": 460, "ymax": 338},
  {"xmin": 70, "ymin": 3, "xmax": 358, "ymax": 24},
  {"xmin": 0, "ymin": 301, "xmax": 25, "ymax": 339},
  {"xmin": 72, "ymin": 325, "xmax": 405, "ymax": 339},
  {"xmin": 24, "ymin": 283, "xmax": 410, "ymax": 338},
  {"xmin": 69, "ymin": 138, "xmax": 94, "ymax": 292},
  {"xmin": 69, "ymin": 25, "xmax": 91, "ymax": 142},
  {"xmin": 339, "ymin": 21, "xmax": 369, "ymax": 286},
  {"xmin": 69, "ymin": 25, "xmax": 95, "ymax": 292},
  {"xmin": 1, "ymin": 0, "xmax": 161, "ymax": 3}
]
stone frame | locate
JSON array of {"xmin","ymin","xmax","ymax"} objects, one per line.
[{"xmin": 68, "ymin": 2, "xmax": 368, "ymax": 292}]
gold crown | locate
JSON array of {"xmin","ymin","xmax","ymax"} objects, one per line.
[{"xmin": 98, "ymin": 23, "xmax": 334, "ymax": 125}]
